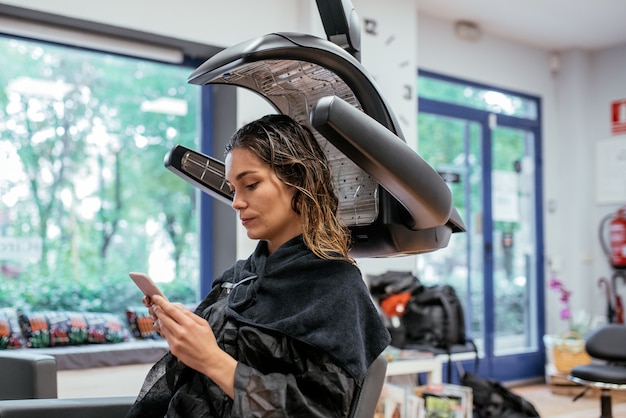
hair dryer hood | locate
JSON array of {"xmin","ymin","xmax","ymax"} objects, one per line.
[{"xmin": 171, "ymin": 31, "xmax": 464, "ymax": 257}]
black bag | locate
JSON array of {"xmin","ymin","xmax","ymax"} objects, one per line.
[
  {"xmin": 369, "ymin": 270, "xmax": 421, "ymax": 298},
  {"xmin": 371, "ymin": 272, "xmax": 478, "ymax": 381},
  {"xmin": 461, "ymin": 372, "xmax": 541, "ymax": 418},
  {"xmin": 404, "ymin": 284, "xmax": 467, "ymax": 349}
]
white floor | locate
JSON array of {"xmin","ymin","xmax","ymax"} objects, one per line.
[{"xmin": 57, "ymin": 363, "xmax": 152, "ymax": 398}]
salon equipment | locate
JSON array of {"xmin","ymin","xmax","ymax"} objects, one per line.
[
  {"xmin": 165, "ymin": 0, "xmax": 464, "ymax": 258},
  {"xmin": 568, "ymin": 324, "xmax": 626, "ymax": 418}
]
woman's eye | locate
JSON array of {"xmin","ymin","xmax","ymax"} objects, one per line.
[{"xmin": 245, "ymin": 182, "xmax": 258, "ymax": 190}]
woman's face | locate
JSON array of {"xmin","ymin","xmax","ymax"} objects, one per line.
[{"xmin": 225, "ymin": 147, "xmax": 302, "ymax": 254}]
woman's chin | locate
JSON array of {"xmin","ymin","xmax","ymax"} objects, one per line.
[{"xmin": 246, "ymin": 231, "xmax": 261, "ymax": 241}]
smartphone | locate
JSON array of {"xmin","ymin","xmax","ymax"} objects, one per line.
[{"xmin": 129, "ymin": 272, "xmax": 167, "ymax": 300}]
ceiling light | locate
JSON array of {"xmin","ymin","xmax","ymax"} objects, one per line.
[{"xmin": 454, "ymin": 20, "xmax": 482, "ymax": 42}]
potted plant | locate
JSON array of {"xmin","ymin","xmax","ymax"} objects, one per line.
[{"xmin": 543, "ymin": 275, "xmax": 591, "ymax": 374}]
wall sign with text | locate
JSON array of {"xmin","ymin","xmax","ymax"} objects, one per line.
[{"xmin": 596, "ymin": 136, "xmax": 626, "ymax": 204}]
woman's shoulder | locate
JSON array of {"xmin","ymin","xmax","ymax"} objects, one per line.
[
  {"xmin": 304, "ymin": 258, "xmax": 370, "ymax": 298},
  {"xmin": 304, "ymin": 253, "xmax": 362, "ymax": 278}
]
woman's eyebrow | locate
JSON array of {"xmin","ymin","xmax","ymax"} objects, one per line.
[{"xmin": 234, "ymin": 170, "xmax": 258, "ymax": 181}]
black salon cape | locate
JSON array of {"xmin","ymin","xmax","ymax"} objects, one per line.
[{"xmin": 126, "ymin": 236, "xmax": 391, "ymax": 417}]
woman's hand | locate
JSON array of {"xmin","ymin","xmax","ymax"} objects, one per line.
[
  {"xmin": 150, "ymin": 295, "xmax": 237, "ymax": 398},
  {"xmin": 141, "ymin": 296, "xmax": 161, "ymax": 332}
]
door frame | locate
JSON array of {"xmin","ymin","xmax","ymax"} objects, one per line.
[{"xmin": 417, "ymin": 70, "xmax": 546, "ymax": 382}]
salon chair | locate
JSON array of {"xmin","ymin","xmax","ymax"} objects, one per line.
[
  {"xmin": 348, "ymin": 353, "xmax": 387, "ymax": 418},
  {"xmin": 0, "ymin": 351, "xmax": 57, "ymax": 400},
  {"xmin": 0, "ymin": 351, "xmax": 133, "ymax": 417},
  {"xmin": 0, "ymin": 397, "xmax": 135, "ymax": 418},
  {"xmin": 568, "ymin": 324, "xmax": 626, "ymax": 418}
]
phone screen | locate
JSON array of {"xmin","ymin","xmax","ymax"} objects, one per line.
[{"xmin": 129, "ymin": 272, "xmax": 166, "ymax": 299}]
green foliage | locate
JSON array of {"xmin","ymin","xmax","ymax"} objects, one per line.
[
  {"xmin": 0, "ymin": 272, "xmax": 198, "ymax": 315},
  {"xmin": 0, "ymin": 36, "xmax": 201, "ymax": 314}
]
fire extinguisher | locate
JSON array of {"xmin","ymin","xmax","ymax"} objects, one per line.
[{"xmin": 600, "ymin": 206, "xmax": 626, "ymax": 269}]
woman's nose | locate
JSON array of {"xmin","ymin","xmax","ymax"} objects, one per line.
[{"xmin": 231, "ymin": 192, "xmax": 245, "ymax": 210}]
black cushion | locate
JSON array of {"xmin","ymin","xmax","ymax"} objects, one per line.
[
  {"xmin": 584, "ymin": 324, "xmax": 626, "ymax": 361},
  {"xmin": 571, "ymin": 363, "xmax": 626, "ymax": 385}
]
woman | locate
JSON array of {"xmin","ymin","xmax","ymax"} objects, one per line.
[{"xmin": 127, "ymin": 114, "xmax": 390, "ymax": 417}]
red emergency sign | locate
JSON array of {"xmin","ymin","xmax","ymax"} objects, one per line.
[{"xmin": 612, "ymin": 99, "xmax": 626, "ymax": 135}]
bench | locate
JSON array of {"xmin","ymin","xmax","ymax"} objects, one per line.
[
  {"xmin": 24, "ymin": 339, "xmax": 169, "ymax": 370},
  {"xmin": 0, "ymin": 345, "xmax": 153, "ymax": 417}
]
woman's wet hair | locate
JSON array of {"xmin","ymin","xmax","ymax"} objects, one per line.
[{"xmin": 226, "ymin": 114, "xmax": 352, "ymax": 262}]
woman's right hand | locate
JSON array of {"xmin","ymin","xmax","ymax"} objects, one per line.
[{"xmin": 150, "ymin": 295, "xmax": 237, "ymax": 398}]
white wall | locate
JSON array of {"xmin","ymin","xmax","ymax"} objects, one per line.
[
  {"xmin": 550, "ymin": 50, "xmax": 595, "ymax": 334},
  {"xmin": 0, "ymin": 0, "xmax": 313, "ymax": 47},
  {"xmin": 3, "ymin": 0, "xmax": 625, "ymax": 334},
  {"xmin": 588, "ymin": 44, "xmax": 626, "ymax": 321},
  {"xmin": 418, "ymin": 13, "xmax": 626, "ymax": 334}
]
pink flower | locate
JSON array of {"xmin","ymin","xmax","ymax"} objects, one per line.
[
  {"xmin": 549, "ymin": 276, "xmax": 563, "ymax": 290},
  {"xmin": 550, "ymin": 274, "xmax": 573, "ymax": 327}
]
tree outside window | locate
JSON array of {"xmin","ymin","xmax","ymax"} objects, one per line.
[{"xmin": 0, "ymin": 36, "xmax": 200, "ymax": 315}]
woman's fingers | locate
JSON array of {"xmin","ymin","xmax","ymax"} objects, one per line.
[
  {"xmin": 147, "ymin": 296, "xmax": 178, "ymax": 334},
  {"xmin": 142, "ymin": 295, "xmax": 153, "ymax": 307},
  {"xmin": 151, "ymin": 296, "xmax": 194, "ymax": 336},
  {"xmin": 152, "ymin": 318, "xmax": 162, "ymax": 334},
  {"xmin": 152, "ymin": 297, "xmax": 212, "ymax": 345}
]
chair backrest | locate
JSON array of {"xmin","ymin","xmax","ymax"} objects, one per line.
[
  {"xmin": 348, "ymin": 353, "xmax": 388, "ymax": 418},
  {"xmin": 585, "ymin": 324, "xmax": 626, "ymax": 362},
  {"xmin": 0, "ymin": 351, "xmax": 57, "ymax": 400}
]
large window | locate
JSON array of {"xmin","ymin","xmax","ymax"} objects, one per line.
[{"xmin": 0, "ymin": 36, "xmax": 201, "ymax": 314}]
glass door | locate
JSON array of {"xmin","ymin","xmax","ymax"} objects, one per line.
[
  {"xmin": 414, "ymin": 113, "xmax": 485, "ymax": 357},
  {"xmin": 491, "ymin": 125, "xmax": 541, "ymax": 358},
  {"xmin": 415, "ymin": 74, "xmax": 545, "ymax": 381}
]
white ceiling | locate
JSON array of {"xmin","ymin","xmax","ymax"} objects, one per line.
[{"xmin": 417, "ymin": 0, "xmax": 626, "ymax": 51}]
